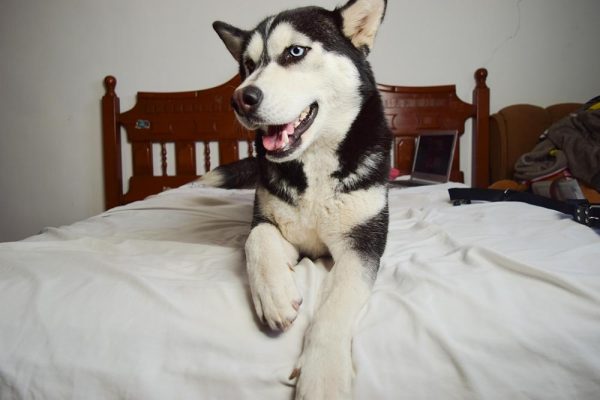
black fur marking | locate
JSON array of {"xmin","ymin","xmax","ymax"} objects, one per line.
[
  {"xmin": 233, "ymin": 1, "xmax": 387, "ymax": 82},
  {"xmin": 213, "ymin": 21, "xmax": 247, "ymax": 62},
  {"xmin": 250, "ymin": 193, "xmax": 274, "ymax": 228},
  {"xmin": 347, "ymin": 201, "xmax": 389, "ymax": 279},
  {"xmin": 258, "ymin": 158, "xmax": 307, "ymax": 205},
  {"xmin": 243, "ymin": 58, "xmax": 256, "ymax": 75},
  {"xmin": 274, "ymin": 7, "xmax": 363, "ymax": 59},
  {"xmin": 253, "ymin": 131, "xmax": 308, "ymax": 205},
  {"xmin": 332, "ymin": 92, "xmax": 392, "ymax": 192},
  {"xmin": 239, "ymin": 18, "xmax": 274, "ymax": 78},
  {"xmin": 211, "ymin": 157, "xmax": 258, "ymax": 189},
  {"xmin": 236, "ymin": 7, "xmax": 369, "ymax": 82}
]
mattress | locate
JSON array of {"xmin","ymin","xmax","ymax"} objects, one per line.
[{"xmin": 1, "ymin": 183, "xmax": 599, "ymax": 399}]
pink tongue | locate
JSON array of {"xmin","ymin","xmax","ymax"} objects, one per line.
[{"xmin": 262, "ymin": 122, "xmax": 295, "ymax": 151}]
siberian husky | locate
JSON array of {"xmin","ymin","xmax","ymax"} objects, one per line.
[{"xmin": 204, "ymin": 0, "xmax": 390, "ymax": 398}]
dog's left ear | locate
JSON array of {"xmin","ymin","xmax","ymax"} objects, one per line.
[{"xmin": 338, "ymin": 0, "xmax": 387, "ymax": 54}]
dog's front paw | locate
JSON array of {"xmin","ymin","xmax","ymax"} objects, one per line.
[
  {"xmin": 291, "ymin": 336, "xmax": 353, "ymax": 400},
  {"xmin": 249, "ymin": 262, "xmax": 302, "ymax": 331}
]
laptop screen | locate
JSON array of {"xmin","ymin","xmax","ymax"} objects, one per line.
[{"xmin": 411, "ymin": 131, "xmax": 457, "ymax": 183}]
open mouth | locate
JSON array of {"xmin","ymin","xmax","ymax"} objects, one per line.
[{"xmin": 261, "ymin": 102, "xmax": 318, "ymax": 157}]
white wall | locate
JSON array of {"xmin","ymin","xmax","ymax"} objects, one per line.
[{"xmin": 1, "ymin": 0, "xmax": 599, "ymax": 241}]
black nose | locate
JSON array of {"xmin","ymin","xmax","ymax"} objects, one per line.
[{"xmin": 232, "ymin": 85, "xmax": 263, "ymax": 114}]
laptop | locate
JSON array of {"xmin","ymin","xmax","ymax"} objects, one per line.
[{"xmin": 391, "ymin": 130, "xmax": 458, "ymax": 187}]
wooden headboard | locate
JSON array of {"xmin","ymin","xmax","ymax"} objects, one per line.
[{"xmin": 102, "ymin": 69, "xmax": 489, "ymax": 209}]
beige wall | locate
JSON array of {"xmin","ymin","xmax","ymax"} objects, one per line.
[{"xmin": 1, "ymin": 0, "xmax": 600, "ymax": 241}]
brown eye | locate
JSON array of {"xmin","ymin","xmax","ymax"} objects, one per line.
[{"xmin": 244, "ymin": 59, "xmax": 256, "ymax": 74}]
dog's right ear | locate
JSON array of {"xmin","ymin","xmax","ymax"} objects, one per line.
[{"xmin": 213, "ymin": 21, "xmax": 247, "ymax": 62}]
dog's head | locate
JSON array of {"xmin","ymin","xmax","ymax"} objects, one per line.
[{"xmin": 214, "ymin": 0, "xmax": 386, "ymax": 162}]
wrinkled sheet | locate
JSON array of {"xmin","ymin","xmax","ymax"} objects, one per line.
[{"xmin": 1, "ymin": 183, "xmax": 599, "ymax": 399}]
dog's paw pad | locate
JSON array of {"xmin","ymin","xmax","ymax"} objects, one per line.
[{"xmin": 251, "ymin": 268, "xmax": 302, "ymax": 332}]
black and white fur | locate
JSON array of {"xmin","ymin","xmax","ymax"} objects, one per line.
[{"xmin": 204, "ymin": 1, "xmax": 390, "ymax": 398}]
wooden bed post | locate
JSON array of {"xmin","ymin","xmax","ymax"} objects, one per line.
[
  {"xmin": 102, "ymin": 76, "xmax": 123, "ymax": 210},
  {"xmin": 472, "ymin": 68, "xmax": 490, "ymax": 188}
]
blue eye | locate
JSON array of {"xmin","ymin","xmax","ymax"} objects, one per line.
[
  {"xmin": 289, "ymin": 46, "xmax": 306, "ymax": 57},
  {"xmin": 280, "ymin": 45, "xmax": 310, "ymax": 66}
]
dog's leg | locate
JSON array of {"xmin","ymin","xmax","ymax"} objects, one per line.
[
  {"xmin": 292, "ymin": 247, "xmax": 378, "ymax": 400},
  {"xmin": 246, "ymin": 222, "xmax": 302, "ymax": 331}
]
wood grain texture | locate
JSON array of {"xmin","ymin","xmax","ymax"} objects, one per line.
[{"xmin": 102, "ymin": 70, "xmax": 489, "ymax": 209}]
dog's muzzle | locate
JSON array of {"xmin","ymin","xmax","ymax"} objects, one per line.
[{"xmin": 230, "ymin": 85, "xmax": 319, "ymax": 159}]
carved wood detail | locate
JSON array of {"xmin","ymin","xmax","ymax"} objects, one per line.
[
  {"xmin": 204, "ymin": 141, "xmax": 211, "ymax": 172},
  {"xmin": 132, "ymin": 143, "xmax": 152, "ymax": 176},
  {"xmin": 377, "ymin": 68, "xmax": 489, "ymax": 185},
  {"xmin": 219, "ymin": 140, "xmax": 239, "ymax": 166},
  {"xmin": 176, "ymin": 142, "xmax": 196, "ymax": 175},
  {"xmin": 160, "ymin": 143, "xmax": 167, "ymax": 176},
  {"xmin": 102, "ymin": 70, "xmax": 489, "ymax": 209},
  {"xmin": 247, "ymin": 140, "xmax": 254, "ymax": 158}
]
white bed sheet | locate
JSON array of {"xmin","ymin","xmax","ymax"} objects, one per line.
[{"xmin": 1, "ymin": 183, "xmax": 599, "ymax": 399}]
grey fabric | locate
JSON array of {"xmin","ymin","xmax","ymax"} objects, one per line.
[
  {"xmin": 545, "ymin": 110, "xmax": 600, "ymax": 190},
  {"xmin": 514, "ymin": 140, "xmax": 567, "ymax": 181},
  {"xmin": 514, "ymin": 109, "xmax": 600, "ymax": 190}
]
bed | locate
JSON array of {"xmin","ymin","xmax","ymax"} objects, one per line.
[{"xmin": 2, "ymin": 69, "xmax": 600, "ymax": 400}]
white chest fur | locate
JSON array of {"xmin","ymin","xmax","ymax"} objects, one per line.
[{"xmin": 257, "ymin": 149, "xmax": 387, "ymax": 258}]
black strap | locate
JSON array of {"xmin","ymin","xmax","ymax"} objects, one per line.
[{"xmin": 448, "ymin": 188, "xmax": 600, "ymax": 227}]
